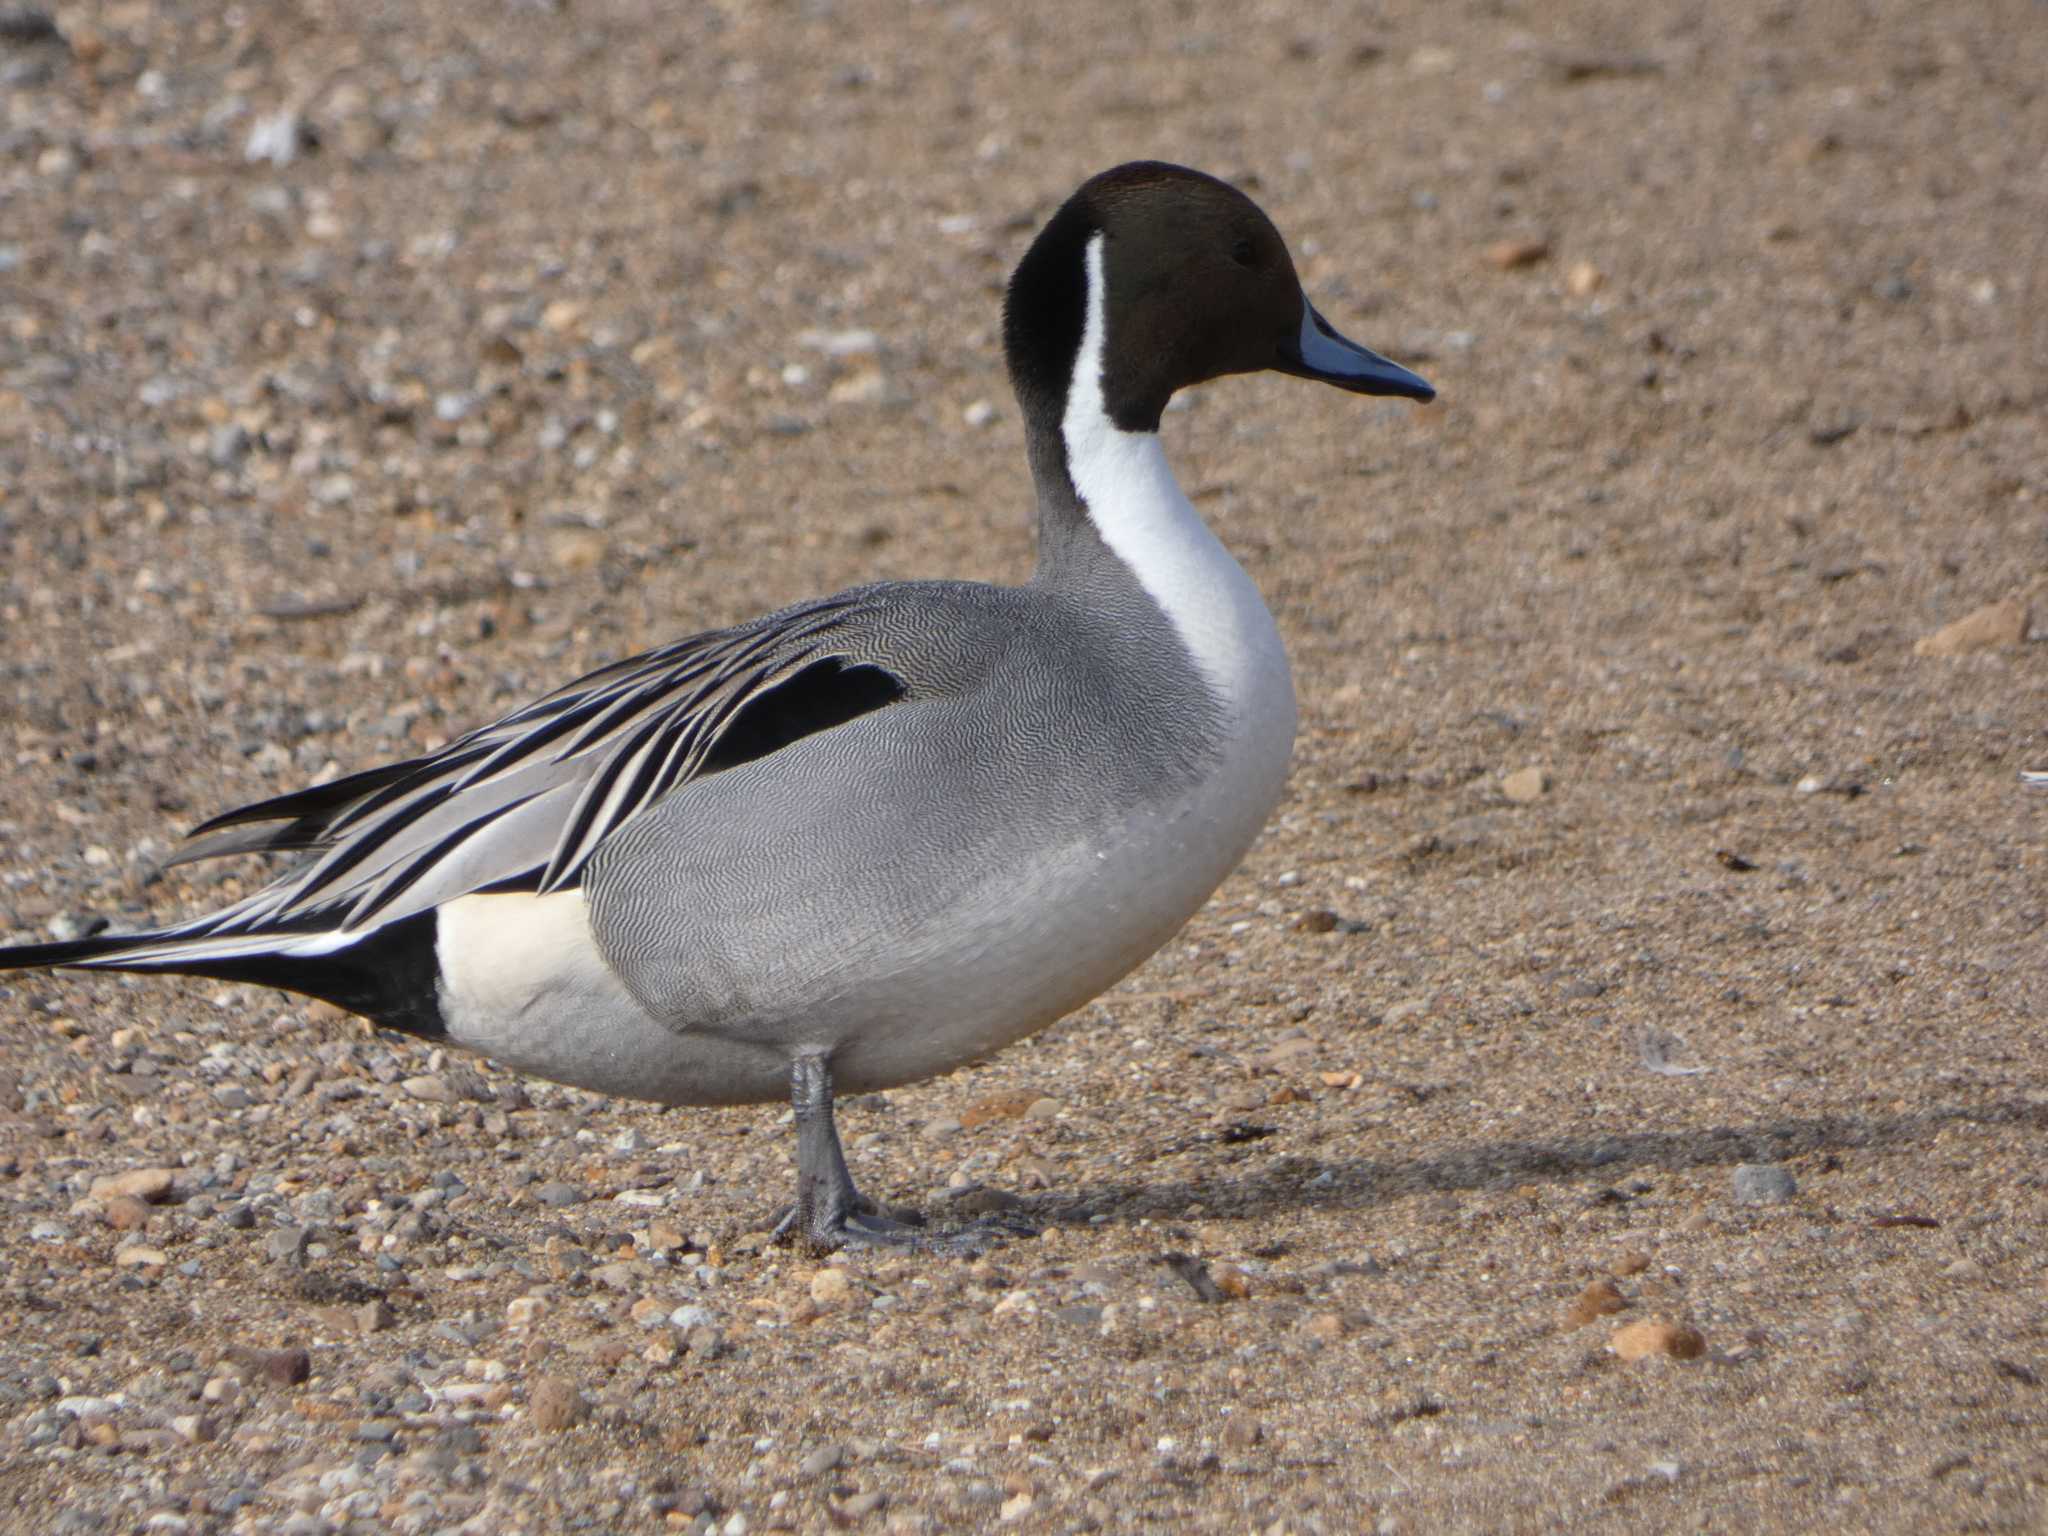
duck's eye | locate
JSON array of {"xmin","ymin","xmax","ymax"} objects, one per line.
[{"xmin": 1230, "ymin": 236, "xmax": 1257, "ymax": 269}]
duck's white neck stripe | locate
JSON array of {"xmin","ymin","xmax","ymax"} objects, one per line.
[{"xmin": 1060, "ymin": 234, "xmax": 1294, "ymax": 725}]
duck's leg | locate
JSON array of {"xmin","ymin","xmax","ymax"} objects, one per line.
[
  {"xmin": 779, "ymin": 1052, "xmax": 924, "ymax": 1249},
  {"xmin": 776, "ymin": 1052, "xmax": 1032, "ymax": 1253}
]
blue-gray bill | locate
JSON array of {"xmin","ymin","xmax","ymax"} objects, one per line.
[{"xmin": 1277, "ymin": 303, "xmax": 1435, "ymax": 402}]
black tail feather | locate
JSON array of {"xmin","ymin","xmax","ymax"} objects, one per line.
[{"xmin": 0, "ymin": 913, "xmax": 446, "ymax": 1040}]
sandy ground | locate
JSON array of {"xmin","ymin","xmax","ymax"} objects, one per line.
[{"xmin": 2, "ymin": 0, "xmax": 2045, "ymax": 1531}]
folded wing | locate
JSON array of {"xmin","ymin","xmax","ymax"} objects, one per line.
[{"xmin": 146, "ymin": 593, "xmax": 907, "ymax": 948}]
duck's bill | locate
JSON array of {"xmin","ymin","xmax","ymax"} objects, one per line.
[{"xmin": 1277, "ymin": 304, "xmax": 1436, "ymax": 402}]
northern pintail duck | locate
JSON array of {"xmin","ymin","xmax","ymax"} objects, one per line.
[{"xmin": 1, "ymin": 163, "xmax": 1434, "ymax": 1247}]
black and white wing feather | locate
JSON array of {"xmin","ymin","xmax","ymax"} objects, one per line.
[{"xmin": 123, "ymin": 593, "xmax": 905, "ymax": 954}]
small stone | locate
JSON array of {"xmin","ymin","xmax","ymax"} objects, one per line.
[
  {"xmin": 809, "ymin": 1268, "xmax": 856, "ymax": 1309},
  {"xmin": 244, "ymin": 109, "xmax": 308, "ymax": 166},
  {"xmin": 507, "ymin": 1296, "xmax": 547, "ymax": 1329},
  {"xmin": 963, "ymin": 399, "xmax": 997, "ymax": 428},
  {"xmin": 528, "ymin": 1375, "xmax": 587, "ymax": 1432},
  {"xmin": 1566, "ymin": 261, "xmax": 1604, "ymax": 296},
  {"xmin": 114, "ymin": 1244, "xmax": 167, "ymax": 1267},
  {"xmin": 1209, "ymin": 1263, "xmax": 1252, "ymax": 1300},
  {"xmin": 1944, "ymin": 1257, "xmax": 1986, "ymax": 1281},
  {"xmin": 1612, "ymin": 1249, "xmax": 1652, "ymax": 1277},
  {"xmin": 921, "ymin": 1115, "xmax": 964, "ymax": 1141},
  {"xmin": 945, "ymin": 1184, "xmax": 1026, "ymax": 1217},
  {"xmin": 828, "ymin": 366, "xmax": 893, "ymax": 405},
  {"xmin": 1609, "ymin": 1321, "xmax": 1706, "ymax": 1362},
  {"xmin": 1502, "ymin": 766, "xmax": 1551, "ymax": 803},
  {"xmin": 400, "ymin": 1074, "xmax": 455, "ymax": 1102},
  {"xmin": 800, "ymin": 327, "xmax": 879, "ymax": 357},
  {"xmin": 1221, "ymin": 1417, "xmax": 1264, "ymax": 1449},
  {"xmin": 1485, "ymin": 237, "xmax": 1551, "ymax": 270},
  {"xmin": 90, "ymin": 1167, "xmax": 176, "ymax": 1204},
  {"xmin": 999, "ymin": 1492, "xmax": 1036, "ymax": 1523},
  {"xmin": 1564, "ymin": 1278, "xmax": 1628, "ymax": 1329},
  {"xmin": 1731, "ymin": 1163, "xmax": 1798, "ymax": 1205},
  {"xmin": 1304, "ymin": 1311, "xmax": 1347, "ymax": 1342},
  {"xmin": 354, "ymin": 1300, "xmax": 395, "ymax": 1334},
  {"xmin": 533, "ymin": 1182, "xmax": 584, "ymax": 1208},
  {"xmin": 541, "ymin": 299, "xmax": 584, "ymax": 334},
  {"xmin": 170, "ymin": 1413, "xmax": 217, "ymax": 1444},
  {"xmin": 798, "ymin": 1442, "xmax": 843, "ymax": 1478},
  {"xmin": 1914, "ymin": 598, "xmax": 2030, "ymax": 657},
  {"xmin": 265, "ymin": 1226, "xmax": 312, "ymax": 1265},
  {"xmin": 226, "ymin": 1345, "xmax": 311, "ymax": 1387},
  {"xmin": 102, "ymin": 1195, "xmax": 152, "ymax": 1231},
  {"xmin": 1293, "ymin": 908, "xmax": 1340, "ymax": 934},
  {"xmin": 961, "ymin": 1091, "xmax": 1039, "ymax": 1129}
]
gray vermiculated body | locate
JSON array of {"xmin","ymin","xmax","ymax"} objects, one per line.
[{"xmin": 526, "ymin": 550, "xmax": 1267, "ymax": 1105}]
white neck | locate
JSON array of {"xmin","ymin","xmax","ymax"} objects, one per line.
[{"xmin": 1060, "ymin": 234, "xmax": 1297, "ymax": 742}]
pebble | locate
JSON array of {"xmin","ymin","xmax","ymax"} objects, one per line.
[
  {"xmin": 1502, "ymin": 766, "xmax": 1551, "ymax": 803},
  {"xmin": 960, "ymin": 1090, "xmax": 1039, "ymax": 1128},
  {"xmin": 798, "ymin": 1442, "xmax": 843, "ymax": 1478},
  {"xmin": 1566, "ymin": 261, "xmax": 1604, "ymax": 296},
  {"xmin": 1485, "ymin": 237, "xmax": 1551, "ymax": 270},
  {"xmin": 401, "ymin": 1074, "xmax": 455, "ymax": 1102},
  {"xmin": 114, "ymin": 1244, "xmax": 167, "ymax": 1267},
  {"xmin": 800, "ymin": 327, "xmax": 880, "ymax": 357},
  {"xmin": 102, "ymin": 1194, "xmax": 152, "ymax": 1231},
  {"xmin": 226, "ymin": 1345, "xmax": 311, "ymax": 1386},
  {"xmin": 244, "ymin": 109, "xmax": 307, "ymax": 166},
  {"xmin": 921, "ymin": 1115, "xmax": 964, "ymax": 1141},
  {"xmin": 1731, "ymin": 1163, "xmax": 1797, "ymax": 1204},
  {"xmin": 507, "ymin": 1296, "xmax": 547, "ymax": 1329},
  {"xmin": 1304, "ymin": 1311, "xmax": 1348, "ymax": 1342},
  {"xmin": 1564, "ymin": 1278, "xmax": 1628, "ymax": 1329},
  {"xmin": 90, "ymin": 1167, "xmax": 176, "ymax": 1204},
  {"xmin": 1914, "ymin": 598, "xmax": 2030, "ymax": 657},
  {"xmin": 1609, "ymin": 1321, "xmax": 1706, "ymax": 1361},
  {"xmin": 1209, "ymin": 1262, "xmax": 1253, "ymax": 1300},
  {"xmin": 810, "ymin": 1268, "xmax": 857, "ymax": 1309},
  {"xmin": 265, "ymin": 1225, "xmax": 312, "ymax": 1264},
  {"xmin": 963, "ymin": 399, "xmax": 997, "ymax": 428},
  {"xmin": 533, "ymin": 1182, "xmax": 585, "ymax": 1208},
  {"xmin": 528, "ymin": 1374, "xmax": 587, "ymax": 1432}
]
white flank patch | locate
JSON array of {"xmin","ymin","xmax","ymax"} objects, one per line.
[
  {"xmin": 1061, "ymin": 234, "xmax": 1297, "ymax": 754},
  {"xmin": 436, "ymin": 889, "xmax": 618, "ymax": 1028}
]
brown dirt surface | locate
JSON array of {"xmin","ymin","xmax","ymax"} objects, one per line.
[{"xmin": 3, "ymin": 1, "xmax": 2046, "ymax": 1532}]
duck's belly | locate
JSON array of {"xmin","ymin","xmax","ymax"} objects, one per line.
[
  {"xmin": 432, "ymin": 757, "xmax": 1284, "ymax": 1107},
  {"xmin": 436, "ymin": 891, "xmax": 791, "ymax": 1104}
]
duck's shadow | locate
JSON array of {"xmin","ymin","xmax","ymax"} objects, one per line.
[{"xmin": 1042, "ymin": 1098, "xmax": 2045, "ymax": 1227}]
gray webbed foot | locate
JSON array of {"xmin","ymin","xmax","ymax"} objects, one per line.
[{"xmin": 775, "ymin": 1054, "xmax": 1033, "ymax": 1255}]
